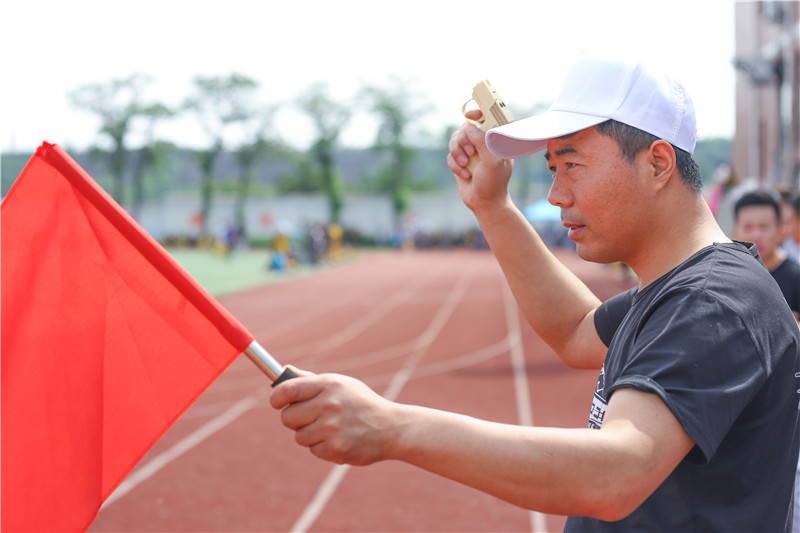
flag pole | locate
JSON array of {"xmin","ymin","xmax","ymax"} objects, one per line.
[{"xmin": 243, "ymin": 340, "xmax": 297, "ymax": 386}]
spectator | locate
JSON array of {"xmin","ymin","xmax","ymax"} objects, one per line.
[
  {"xmin": 734, "ymin": 190, "xmax": 800, "ymax": 319},
  {"xmin": 780, "ymin": 187, "xmax": 800, "ymax": 263}
]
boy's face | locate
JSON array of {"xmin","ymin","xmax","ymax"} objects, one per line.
[{"xmin": 733, "ymin": 205, "xmax": 785, "ymax": 259}]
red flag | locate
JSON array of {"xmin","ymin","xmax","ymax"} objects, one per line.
[{"xmin": 1, "ymin": 142, "xmax": 255, "ymax": 532}]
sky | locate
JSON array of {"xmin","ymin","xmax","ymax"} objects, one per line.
[{"xmin": 1, "ymin": 0, "xmax": 738, "ymax": 155}]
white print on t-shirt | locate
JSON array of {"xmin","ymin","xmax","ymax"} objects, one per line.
[
  {"xmin": 795, "ymin": 372, "xmax": 800, "ymax": 410},
  {"xmin": 589, "ymin": 366, "xmax": 607, "ymax": 429},
  {"xmin": 589, "ymin": 393, "xmax": 607, "ymax": 429}
]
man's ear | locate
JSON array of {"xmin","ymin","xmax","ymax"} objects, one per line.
[{"xmin": 649, "ymin": 140, "xmax": 677, "ymax": 191}]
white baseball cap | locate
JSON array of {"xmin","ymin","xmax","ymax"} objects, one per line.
[{"xmin": 485, "ymin": 50, "xmax": 697, "ymax": 158}]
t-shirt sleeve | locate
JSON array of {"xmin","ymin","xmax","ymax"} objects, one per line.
[
  {"xmin": 606, "ymin": 288, "xmax": 767, "ymax": 464},
  {"xmin": 593, "ymin": 288, "xmax": 636, "ymax": 347}
]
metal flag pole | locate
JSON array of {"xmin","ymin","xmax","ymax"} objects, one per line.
[{"xmin": 243, "ymin": 340, "xmax": 297, "ymax": 386}]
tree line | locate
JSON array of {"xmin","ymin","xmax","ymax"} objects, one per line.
[
  {"xmin": 62, "ymin": 73, "xmax": 731, "ymax": 240},
  {"xmin": 68, "ymin": 73, "xmax": 436, "ymax": 236}
]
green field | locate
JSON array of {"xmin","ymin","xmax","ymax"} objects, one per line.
[{"xmin": 167, "ymin": 248, "xmax": 326, "ymax": 297}]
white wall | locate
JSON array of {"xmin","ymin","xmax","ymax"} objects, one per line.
[{"xmin": 136, "ymin": 192, "xmax": 483, "ymax": 242}]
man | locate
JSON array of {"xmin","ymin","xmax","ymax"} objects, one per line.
[
  {"xmin": 271, "ymin": 51, "xmax": 800, "ymax": 531},
  {"xmin": 734, "ymin": 190, "xmax": 800, "ymax": 319},
  {"xmin": 781, "ymin": 189, "xmax": 800, "ymax": 263},
  {"xmin": 733, "ymin": 189, "xmax": 800, "ymax": 533}
]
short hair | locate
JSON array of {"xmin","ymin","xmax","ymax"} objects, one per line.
[
  {"xmin": 734, "ymin": 190, "xmax": 782, "ymax": 224},
  {"xmin": 595, "ymin": 120, "xmax": 703, "ymax": 193},
  {"xmin": 779, "ymin": 187, "xmax": 800, "ymax": 216}
]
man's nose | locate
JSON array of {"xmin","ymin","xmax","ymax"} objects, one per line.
[{"xmin": 547, "ymin": 176, "xmax": 573, "ymax": 208}]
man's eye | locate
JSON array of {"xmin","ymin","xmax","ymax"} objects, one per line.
[{"xmin": 549, "ymin": 162, "xmax": 577, "ymax": 174}]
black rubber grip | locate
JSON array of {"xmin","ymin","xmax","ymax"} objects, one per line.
[{"xmin": 271, "ymin": 367, "xmax": 298, "ymax": 387}]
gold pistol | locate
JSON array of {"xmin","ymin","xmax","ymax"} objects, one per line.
[{"xmin": 462, "ymin": 80, "xmax": 514, "ymax": 171}]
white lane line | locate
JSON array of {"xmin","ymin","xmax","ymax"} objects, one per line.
[
  {"xmin": 288, "ymin": 259, "xmax": 479, "ymax": 533},
  {"xmin": 101, "ymin": 393, "xmax": 262, "ymax": 508},
  {"xmin": 288, "ymin": 464, "xmax": 351, "ymax": 533},
  {"xmin": 284, "ymin": 260, "xmax": 452, "ymax": 365},
  {"xmin": 364, "ymin": 338, "xmax": 510, "ymax": 388},
  {"xmin": 101, "ymin": 256, "xmax": 541, "ymax": 533},
  {"xmin": 99, "ymin": 255, "xmax": 461, "ymax": 518},
  {"xmin": 249, "ymin": 290, "xmax": 362, "ymax": 340},
  {"xmin": 502, "ymin": 283, "xmax": 548, "ymax": 533},
  {"xmin": 382, "ymin": 265, "xmax": 475, "ymax": 401},
  {"xmin": 314, "ymin": 338, "xmax": 419, "ymax": 373}
]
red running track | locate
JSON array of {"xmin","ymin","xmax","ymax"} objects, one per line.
[{"xmin": 89, "ymin": 248, "xmax": 635, "ymax": 532}]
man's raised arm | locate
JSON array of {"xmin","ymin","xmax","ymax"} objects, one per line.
[{"xmin": 447, "ymin": 114, "xmax": 606, "ymax": 369}]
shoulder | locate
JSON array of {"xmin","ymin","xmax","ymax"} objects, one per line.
[
  {"xmin": 604, "ymin": 242, "xmax": 798, "ymax": 357},
  {"xmin": 652, "ymin": 242, "xmax": 763, "ymax": 286},
  {"xmin": 775, "ymin": 257, "xmax": 800, "ymax": 277},
  {"xmin": 595, "ymin": 287, "xmax": 637, "ymax": 347},
  {"xmin": 662, "ymin": 242, "xmax": 780, "ymax": 307},
  {"xmin": 634, "ymin": 242, "xmax": 795, "ymax": 342}
]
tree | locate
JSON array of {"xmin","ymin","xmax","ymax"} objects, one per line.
[
  {"xmin": 296, "ymin": 82, "xmax": 351, "ymax": 224},
  {"xmin": 276, "ymin": 157, "xmax": 320, "ymax": 193},
  {"xmin": 68, "ymin": 74, "xmax": 154, "ymax": 204},
  {"xmin": 502, "ymin": 103, "xmax": 550, "ymax": 207},
  {"xmin": 693, "ymin": 137, "xmax": 732, "ymax": 187},
  {"xmin": 183, "ymin": 73, "xmax": 259, "ymax": 236},
  {"xmin": 128, "ymin": 103, "xmax": 174, "ymax": 219},
  {"xmin": 362, "ymin": 78, "xmax": 428, "ymax": 230},
  {"xmin": 232, "ymin": 107, "xmax": 285, "ymax": 236}
]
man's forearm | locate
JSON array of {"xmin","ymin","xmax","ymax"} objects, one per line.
[
  {"xmin": 385, "ymin": 402, "xmax": 639, "ymax": 521},
  {"xmin": 472, "ymin": 200, "xmax": 604, "ymax": 367},
  {"xmin": 273, "ymin": 375, "xmax": 693, "ymax": 522}
]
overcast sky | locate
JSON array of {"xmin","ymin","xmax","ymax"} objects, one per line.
[{"xmin": 1, "ymin": 0, "xmax": 737, "ymax": 155}]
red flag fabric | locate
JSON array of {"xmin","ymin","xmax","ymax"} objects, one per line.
[{"xmin": 1, "ymin": 142, "xmax": 254, "ymax": 532}]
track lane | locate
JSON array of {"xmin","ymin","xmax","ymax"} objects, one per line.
[{"xmin": 90, "ymin": 249, "xmax": 635, "ymax": 532}]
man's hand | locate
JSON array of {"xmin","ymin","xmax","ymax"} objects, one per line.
[
  {"xmin": 270, "ymin": 370, "xmax": 401, "ymax": 466},
  {"xmin": 447, "ymin": 110, "xmax": 514, "ymax": 215}
]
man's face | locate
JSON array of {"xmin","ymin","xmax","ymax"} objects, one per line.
[
  {"xmin": 733, "ymin": 205, "xmax": 783, "ymax": 259},
  {"xmin": 545, "ymin": 127, "xmax": 651, "ymax": 265},
  {"xmin": 785, "ymin": 207, "xmax": 800, "ymax": 243}
]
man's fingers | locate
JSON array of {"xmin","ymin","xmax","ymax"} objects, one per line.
[
  {"xmin": 284, "ymin": 365, "xmax": 311, "ymax": 377},
  {"xmin": 293, "ymin": 419, "xmax": 325, "ymax": 447},
  {"xmin": 447, "ymin": 152, "xmax": 471, "ymax": 180},
  {"xmin": 280, "ymin": 399, "xmax": 319, "ymax": 431},
  {"xmin": 448, "ymin": 122, "xmax": 484, "ymax": 179},
  {"xmin": 269, "ymin": 370, "xmax": 320, "ymax": 409},
  {"xmin": 270, "ymin": 372, "xmax": 393, "ymax": 466},
  {"xmin": 448, "ymin": 127, "xmax": 469, "ymax": 164},
  {"xmin": 308, "ymin": 441, "xmax": 346, "ymax": 465},
  {"xmin": 464, "ymin": 109, "xmax": 483, "ymax": 121},
  {"xmin": 456, "ymin": 125, "xmax": 480, "ymax": 159}
]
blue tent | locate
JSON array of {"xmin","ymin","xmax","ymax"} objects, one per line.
[{"xmin": 523, "ymin": 198, "xmax": 561, "ymax": 222}]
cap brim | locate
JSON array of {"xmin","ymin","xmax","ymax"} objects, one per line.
[{"xmin": 485, "ymin": 111, "xmax": 607, "ymax": 159}]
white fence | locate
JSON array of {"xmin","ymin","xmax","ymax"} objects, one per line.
[{"xmin": 135, "ymin": 191, "xmax": 484, "ymax": 243}]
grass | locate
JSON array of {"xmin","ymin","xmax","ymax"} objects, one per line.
[{"xmin": 166, "ymin": 247, "xmax": 321, "ymax": 297}]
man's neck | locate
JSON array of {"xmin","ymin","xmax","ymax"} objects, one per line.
[{"xmin": 631, "ymin": 195, "xmax": 730, "ymax": 289}]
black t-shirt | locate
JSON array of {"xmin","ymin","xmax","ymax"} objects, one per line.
[
  {"xmin": 564, "ymin": 242, "xmax": 800, "ymax": 532},
  {"xmin": 772, "ymin": 257, "xmax": 800, "ymax": 315}
]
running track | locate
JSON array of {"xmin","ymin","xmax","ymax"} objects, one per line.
[{"xmin": 89, "ymin": 248, "xmax": 635, "ymax": 532}]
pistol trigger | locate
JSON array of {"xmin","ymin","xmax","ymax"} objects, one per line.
[
  {"xmin": 461, "ymin": 97, "xmax": 475, "ymax": 116},
  {"xmin": 462, "ymin": 98, "xmax": 485, "ymax": 130}
]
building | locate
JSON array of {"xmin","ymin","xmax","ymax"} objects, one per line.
[{"xmin": 733, "ymin": 1, "xmax": 800, "ymax": 189}]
